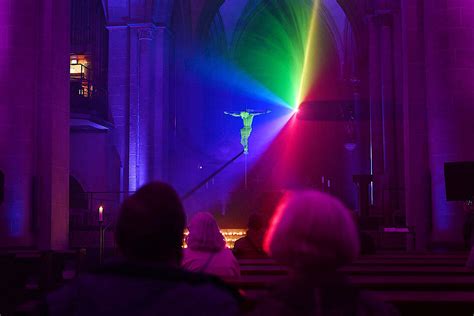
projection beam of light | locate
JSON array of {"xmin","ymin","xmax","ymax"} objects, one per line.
[
  {"xmin": 296, "ymin": 0, "xmax": 319, "ymax": 108},
  {"xmin": 190, "ymin": 54, "xmax": 289, "ymax": 109}
]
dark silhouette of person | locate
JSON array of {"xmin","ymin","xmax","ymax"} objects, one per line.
[
  {"xmin": 47, "ymin": 182, "xmax": 241, "ymax": 316},
  {"xmin": 233, "ymin": 213, "xmax": 267, "ymax": 259}
]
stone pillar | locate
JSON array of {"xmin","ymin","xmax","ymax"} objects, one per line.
[
  {"xmin": 128, "ymin": 26, "xmax": 140, "ymax": 192},
  {"xmin": 127, "ymin": 25, "xmax": 156, "ymax": 191},
  {"xmin": 107, "ymin": 26, "xmax": 130, "ymax": 194},
  {"xmin": 152, "ymin": 26, "xmax": 171, "ymax": 181},
  {"xmin": 401, "ymin": 0, "xmax": 431, "ymax": 250},
  {"xmin": 0, "ymin": 0, "xmax": 36, "ymax": 247},
  {"xmin": 36, "ymin": 0, "xmax": 70, "ymax": 250},
  {"xmin": 369, "ymin": 11, "xmax": 399, "ymax": 224},
  {"xmin": 108, "ymin": 23, "xmax": 171, "ymax": 193},
  {"xmin": 137, "ymin": 26, "xmax": 155, "ymax": 187},
  {"xmin": 425, "ymin": 0, "xmax": 474, "ymax": 243},
  {"xmin": 0, "ymin": 0, "xmax": 70, "ymax": 249},
  {"xmin": 368, "ymin": 15, "xmax": 384, "ymax": 205},
  {"xmin": 380, "ymin": 13, "xmax": 398, "ymax": 222}
]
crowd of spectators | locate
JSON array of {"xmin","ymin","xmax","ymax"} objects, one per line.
[{"xmin": 44, "ymin": 181, "xmax": 397, "ymax": 315}]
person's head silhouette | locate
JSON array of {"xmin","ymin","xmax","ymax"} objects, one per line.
[
  {"xmin": 265, "ymin": 190, "xmax": 359, "ymax": 271},
  {"xmin": 116, "ymin": 182, "xmax": 185, "ymax": 265}
]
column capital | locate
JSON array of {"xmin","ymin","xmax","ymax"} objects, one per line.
[
  {"xmin": 138, "ymin": 27, "xmax": 154, "ymax": 40},
  {"xmin": 128, "ymin": 23, "xmax": 156, "ymax": 40},
  {"xmin": 106, "ymin": 23, "xmax": 172, "ymax": 38}
]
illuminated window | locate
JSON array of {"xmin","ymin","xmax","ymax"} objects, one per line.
[{"xmin": 70, "ymin": 55, "xmax": 90, "ymax": 77}]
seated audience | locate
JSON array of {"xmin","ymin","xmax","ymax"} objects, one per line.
[
  {"xmin": 182, "ymin": 212, "xmax": 240, "ymax": 278},
  {"xmin": 249, "ymin": 190, "xmax": 398, "ymax": 316},
  {"xmin": 47, "ymin": 182, "xmax": 241, "ymax": 316},
  {"xmin": 233, "ymin": 213, "xmax": 267, "ymax": 259}
]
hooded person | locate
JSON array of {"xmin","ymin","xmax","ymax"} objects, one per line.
[{"xmin": 182, "ymin": 212, "xmax": 240, "ymax": 278}]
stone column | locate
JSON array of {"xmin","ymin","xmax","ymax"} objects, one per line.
[
  {"xmin": 0, "ymin": 0, "xmax": 37, "ymax": 247},
  {"xmin": 36, "ymin": 0, "xmax": 71, "ymax": 250},
  {"xmin": 152, "ymin": 26, "xmax": 171, "ymax": 181},
  {"xmin": 369, "ymin": 11, "xmax": 399, "ymax": 224},
  {"xmin": 137, "ymin": 26, "xmax": 155, "ymax": 186},
  {"xmin": 368, "ymin": 15, "xmax": 384, "ymax": 211},
  {"xmin": 128, "ymin": 26, "xmax": 140, "ymax": 192},
  {"xmin": 109, "ymin": 23, "xmax": 171, "ymax": 192},
  {"xmin": 380, "ymin": 13, "xmax": 398, "ymax": 223},
  {"xmin": 401, "ymin": 0, "xmax": 431, "ymax": 250},
  {"xmin": 0, "ymin": 0, "xmax": 70, "ymax": 249},
  {"xmin": 107, "ymin": 26, "xmax": 130, "ymax": 194}
]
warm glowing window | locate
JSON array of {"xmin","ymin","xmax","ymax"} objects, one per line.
[
  {"xmin": 70, "ymin": 55, "xmax": 90, "ymax": 77},
  {"xmin": 70, "ymin": 55, "xmax": 93, "ymax": 97}
]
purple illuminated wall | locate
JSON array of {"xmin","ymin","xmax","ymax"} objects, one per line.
[
  {"xmin": 0, "ymin": 0, "xmax": 70, "ymax": 249},
  {"xmin": 402, "ymin": 0, "xmax": 474, "ymax": 247},
  {"xmin": 425, "ymin": 0, "xmax": 474, "ymax": 242},
  {"xmin": 0, "ymin": 0, "xmax": 34, "ymax": 243}
]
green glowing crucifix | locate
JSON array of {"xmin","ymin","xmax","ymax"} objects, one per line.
[{"xmin": 224, "ymin": 109, "xmax": 271, "ymax": 155}]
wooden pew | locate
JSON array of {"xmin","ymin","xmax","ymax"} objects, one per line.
[
  {"xmin": 235, "ymin": 255, "xmax": 474, "ymax": 315},
  {"xmin": 352, "ymin": 258, "xmax": 466, "ymax": 266},
  {"xmin": 354, "ymin": 253, "xmax": 467, "ymax": 259},
  {"xmin": 239, "ymin": 289, "xmax": 474, "ymax": 316},
  {"xmin": 0, "ymin": 249, "xmax": 86, "ymax": 313},
  {"xmin": 240, "ymin": 265, "xmax": 474, "ymax": 276},
  {"xmin": 231, "ymin": 274, "xmax": 474, "ymax": 291},
  {"xmin": 233, "ymin": 255, "xmax": 474, "ymax": 293},
  {"xmin": 372, "ymin": 291, "xmax": 474, "ymax": 316},
  {"xmin": 239, "ymin": 254, "xmax": 468, "ymax": 267},
  {"xmin": 342, "ymin": 265, "xmax": 474, "ymax": 275}
]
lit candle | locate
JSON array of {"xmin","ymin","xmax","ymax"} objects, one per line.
[{"xmin": 98, "ymin": 205, "xmax": 104, "ymax": 222}]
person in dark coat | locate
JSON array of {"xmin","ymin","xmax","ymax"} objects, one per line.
[
  {"xmin": 46, "ymin": 182, "xmax": 241, "ymax": 316},
  {"xmin": 233, "ymin": 213, "xmax": 267, "ymax": 259},
  {"xmin": 249, "ymin": 190, "xmax": 398, "ymax": 316}
]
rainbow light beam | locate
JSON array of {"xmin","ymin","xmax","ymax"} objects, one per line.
[
  {"xmin": 296, "ymin": 0, "xmax": 320, "ymax": 108},
  {"xmin": 232, "ymin": 0, "xmax": 320, "ymax": 111}
]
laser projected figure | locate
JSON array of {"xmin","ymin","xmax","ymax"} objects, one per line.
[{"xmin": 224, "ymin": 109, "xmax": 271, "ymax": 154}]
